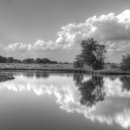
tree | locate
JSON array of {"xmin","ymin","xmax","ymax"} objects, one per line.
[
  {"xmin": 120, "ymin": 54, "xmax": 130, "ymax": 71},
  {"xmin": 73, "ymin": 55, "xmax": 84, "ymax": 68},
  {"xmin": 75, "ymin": 38, "xmax": 106, "ymax": 70},
  {"xmin": 22, "ymin": 58, "xmax": 35, "ymax": 64},
  {"xmin": 41, "ymin": 58, "xmax": 51, "ymax": 63},
  {"xmin": 0, "ymin": 56, "xmax": 7, "ymax": 63},
  {"xmin": 35, "ymin": 58, "xmax": 42, "ymax": 63},
  {"xmin": 7, "ymin": 57, "xmax": 14, "ymax": 63}
]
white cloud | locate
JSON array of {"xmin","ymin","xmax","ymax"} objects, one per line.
[
  {"xmin": 5, "ymin": 42, "xmax": 31, "ymax": 52},
  {"xmin": 55, "ymin": 10, "xmax": 130, "ymax": 53},
  {"xmin": 3, "ymin": 9, "xmax": 130, "ymax": 55},
  {"xmin": 5, "ymin": 40, "xmax": 56, "ymax": 52}
]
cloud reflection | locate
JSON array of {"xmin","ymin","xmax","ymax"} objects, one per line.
[{"xmin": 0, "ymin": 75, "xmax": 130, "ymax": 128}]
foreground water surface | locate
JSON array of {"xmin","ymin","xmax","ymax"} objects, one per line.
[{"xmin": 0, "ymin": 71, "xmax": 130, "ymax": 130}]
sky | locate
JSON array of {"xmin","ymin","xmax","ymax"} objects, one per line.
[{"xmin": 0, "ymin": 0, "xmax": 130, "ymax": 62}]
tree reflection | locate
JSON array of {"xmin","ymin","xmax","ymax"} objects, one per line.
[
  {"xmin": 35, "ymin": 72, "xmax": 49, "ymax": 78},
  {"xmin": 73, "ymin": 74, "xmax": 106, "ymax": 107},
  {"xmin": 20, "ymin": 71, "xmax": 50, "ymax": 78},
  {"xmin": 109, "ymin": 76, "xmax": 117, "ymax": 81},
  {"xmin": 120, "ymin": 76, "xmax": 130, "ymax": 91},
  {"xmin": 0, "ymin": 73, "xmax": 14, "ymax": 82},
  {"xmin": 73, "ymin": 74, "xmax": 83, "ymax": 86}
]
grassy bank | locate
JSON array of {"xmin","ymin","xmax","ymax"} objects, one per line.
[{"xmin": 0, "ymin": 63, "xmax": 129, "ymax": 75}]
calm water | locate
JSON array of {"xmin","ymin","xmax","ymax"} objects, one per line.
[{"xmin": 0, "ymin": 71, "xmax": 130, "ymax": 130}]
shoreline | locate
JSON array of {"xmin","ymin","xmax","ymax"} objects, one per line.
[
  {"xmin": 0, "ymin": 63, "xmax": 129, "ymax": 75},
  {"xmin": 0, "ymin": 68, "xmax": 130, "ymax": 75}
]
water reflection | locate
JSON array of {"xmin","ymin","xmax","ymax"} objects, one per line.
[
  {"xmin": 73, "ymin": 74, "xmax": 83, "ymax": 86},
  {"xmin": 120, "ymin": 76, "xmax": 130, "ymax": 91},
  {"xmin": 79, "ymin": 76, "xmax": 105, "ymax": 107},
  {"xmin": 2, "ymin": 71, "xmax": 50, "ymax": 79},
  {"xmin": 73, "ymin": 74, "xmax": 106, "ymax": 107},
  {"xmin": 1, "ymin": 72, "xmax": 130, "ymax": 129}
]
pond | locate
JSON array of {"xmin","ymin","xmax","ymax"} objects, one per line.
[{"xmin": 0, "ymin": 71, "xmax": 130, "ymax": 130}]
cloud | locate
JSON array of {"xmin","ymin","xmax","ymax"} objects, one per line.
[
  {"xmin": 4, "ymin": 40, "xmax": 58, "ymax": 52},
  {"xmin": 3, "ymin": 9, "xmax": 130, "ymax": 55},
  {"xmin": 55, "ymin": 10, "xmax": 130, "ymax": 53},
  {"xmin": 5, "ymin": 42, "xmax": 30, "ymax": 52}
]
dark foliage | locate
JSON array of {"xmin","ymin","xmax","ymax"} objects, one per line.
[
  {"xmin": 120, "ymin": 54, "xmax": 130, "ymax": 71},
  {"xmin": 73, "ymin": 74, "xmax": 106, "ymax": 107},
  {"xmin": 73, "ymin": 74, "xmax": 83, "ymax": 86},
  {"xmin": 74, "ymin": 38, "xmax": 106, "ymax": 70},
  {"xmin": 73, "ymin": 55, "xmax": 84, "ymax": 68},
  {"xmin": 0, "ymin": 55, "xmax": 59, "ymax": 64},
  {"xmin": 79, "ymin": 76, "xmax": 105, "ymax": 107},
  {"xmin": 22, "ymin": 58, "xmax": 35, "ymax": 64}
]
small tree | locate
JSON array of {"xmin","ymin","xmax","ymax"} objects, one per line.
[
  {"xmin": 73, "ymin": 55, "xmax": 84, "ymax": 68},
  {"xmin": 120, "ymin": 54, "xmax": 130, "ymax": 71},
  {"xmin": 74, "ymin": 38, "xmax": 106, "ymax": 70}
]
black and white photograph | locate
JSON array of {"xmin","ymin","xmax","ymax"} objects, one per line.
[{"xmin": 0, "ymin": 0, "xmax": 130, "ymax": 130}]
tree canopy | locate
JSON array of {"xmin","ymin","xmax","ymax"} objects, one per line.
[{"xmin": 74, "ymin": 38, "xmax": 106, "ymax": 70}]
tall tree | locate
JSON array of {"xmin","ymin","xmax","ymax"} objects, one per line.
[{"xmin": 75, "ymin": 38, "xmax": 106, "ymax": 70}]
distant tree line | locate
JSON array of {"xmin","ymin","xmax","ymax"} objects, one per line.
[{"xmin": 0, "ymin": 55, "xmax": 69, "ymax": 64}]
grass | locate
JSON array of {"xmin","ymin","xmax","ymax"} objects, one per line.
[
  {"xmin": 0, "ymin": 63, "xmax": 91, "ymax": 70},
  {"xmin": 0, "ymin": 63, "xmax": 130, "ymax": 75}
]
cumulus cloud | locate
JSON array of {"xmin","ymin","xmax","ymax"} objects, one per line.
[
  {"xmin": 55, "ymin": 9, "xmax": 130, "ymax": 53},
  {"xmin": 5, "ymin": 42, "xmax": 30, "ymax": 52},
  {"xmin": 4, "ymin": 40, "xmax": 56, "ymax": 52},
  {"xmin": 3, "ymin": 9, "xmax": 130, "ymax": 55}
]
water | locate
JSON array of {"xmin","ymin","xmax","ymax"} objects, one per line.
[{"xmin": 0, "ymin": 71, "xmax": 130, "ymax": 130}]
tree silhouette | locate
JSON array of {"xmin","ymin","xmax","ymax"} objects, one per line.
[{"xmin": 74, "ymin": 38, "xmax": 106, "ymax": 70}]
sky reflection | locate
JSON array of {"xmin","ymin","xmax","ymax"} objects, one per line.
[{"xmin": 0, "ymin": 73, "xmax": 130, "ymax": 129}]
